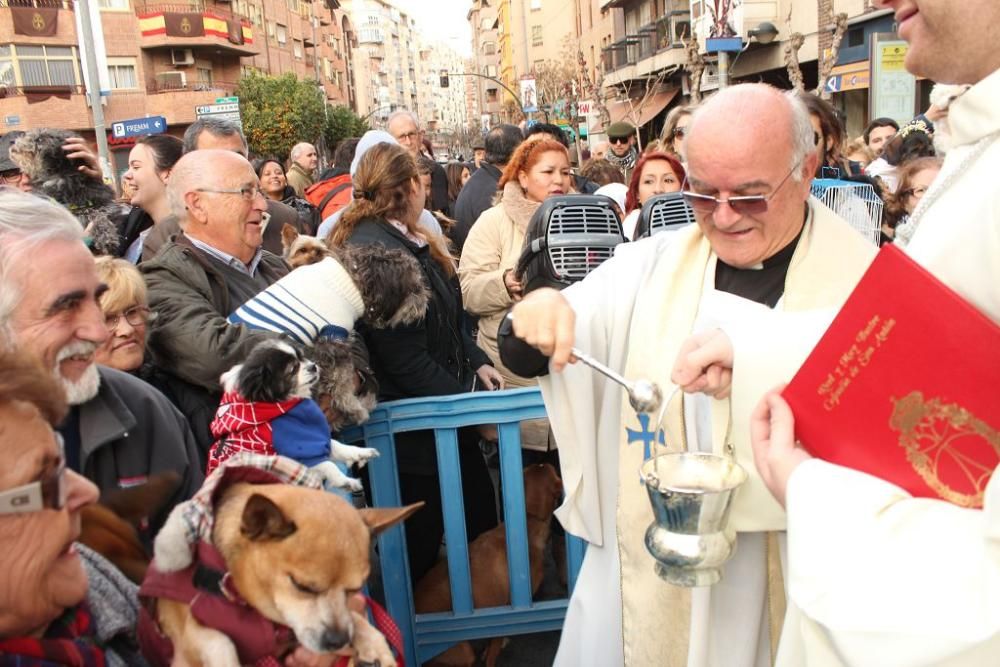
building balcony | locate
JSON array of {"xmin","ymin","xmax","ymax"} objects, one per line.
[
  {"xmin": 602, "ymin": 11, "xmax": 691, "ymax": 86},
  {"xmin": 145, "ymin": 78, "xmax": 239, "ymax": 124},
  {"xmin": 0, "ymin": 0, "xmax": 77, "ymax": 46},
  {"xmin": 134, "ymin": 2, "xmax": 258, "ymax": 56}
]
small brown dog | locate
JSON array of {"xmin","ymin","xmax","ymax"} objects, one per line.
[
  {"xmin": 78, "ymin": 471, "xmax": 181, "ymax": 584},
  {"xmin": 281, "ymin": 223, "xmax": 328, "ymax": 269},
  {"xmin": 141, "ymin": 470, "xmax": 422, "ymax": 667},
  {"xmin": 414, "ymin": 464, "xmax": 564, "ymax": 667}
]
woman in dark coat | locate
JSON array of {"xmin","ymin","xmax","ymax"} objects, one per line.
[{"xmin": 328, "ymin": 142, "xmax": 503, "ymax": 581}]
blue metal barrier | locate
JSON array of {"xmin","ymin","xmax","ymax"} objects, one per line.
[{"xmin": 339, "ymin": 387, "xmax": 585, "ymax": 666}]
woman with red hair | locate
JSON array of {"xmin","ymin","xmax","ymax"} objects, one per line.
[
  {"xmin": 459, "ymin": 136, "xmax": 572, "ymax": 454},
  {"xmin": 622, "ymin": 151, "xmax": 686, "ymax": 240}
]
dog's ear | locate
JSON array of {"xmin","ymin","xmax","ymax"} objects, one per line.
[
  {"xmin": 241, "ymin": 493, "xmax": 298, "ymax": 542},
  {"xmin": 281, "ymin": 223, "xmax": 300, "ymax": 255},
  {"xmin": 358, "ymin": 502, "xmax": 424, "ymax": 536}
]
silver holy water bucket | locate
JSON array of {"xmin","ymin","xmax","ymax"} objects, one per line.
[{"xmin": 642, "ymin": 452, "xmax": 748, "ymax": 587}]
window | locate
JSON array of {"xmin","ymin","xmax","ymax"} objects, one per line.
[
  {"xmin": 483, "ymin": 41, "xmax": 496, "ymax": 55},
  {"xmin": 530, "ymin": 0, "xmax": 541, "ymax": 10},
  {"xmin": 105, "ymin": 57, "xmax": 137, "ymax": 89},
  {"xmin": 15, "ymin": 45, "xmax": 78, "ymax": 88},
  {"xmin": 195, "ymin": 67, "xmax": 213, "ymax": 90},
  {"xmin": 293, "ymin": 39, "xmax": 303, "ymax": 59},
  {"xmin": 276, "ymin": 23, "xmax": 287, "ymax": 45},
  {"xmin": 97, "ymin": 0, "xmax": 129, "ymax": 9},
  {"xmin": 484, "ymin": 64, "xmax": 497, "ymax": 77},
  {"xmin": 287, "ymin": 0, "xmax": 299, "ymax": 13},
  {"xmin": 531, "ymin": 25, "xmax": 542, "ymax": 46}
]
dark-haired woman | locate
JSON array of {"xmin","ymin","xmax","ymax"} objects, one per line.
[
  {"xmin": 256, "ymin": 157, "xmax": 320, "ymax": 235},
  {"xmin": 328, "ymin": 142, "xmax": 502, "ymax": 582},
  {"xmin": 117, "ymin": 134, "xmax": 184, "ymax": 262}
]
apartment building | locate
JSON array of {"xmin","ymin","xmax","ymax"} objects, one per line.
[
  {"xmin": 598, "ymin": 0, "xmax": 921, "ymax": 141},
  {"xmin": 466, "ymin": 0, "xmax": 501, "ymax": 129},
  {"xmin": 420, "ymin": 41, "xmax": 467, "ymax": 140},
  {"xmin": 0, "ymin": 0, "xmax": 357, "ymax": 178}
]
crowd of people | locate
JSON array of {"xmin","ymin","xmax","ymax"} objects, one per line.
[{"xmin": 0, "ymin": 0, "xmax": 998, "ymax": 663}]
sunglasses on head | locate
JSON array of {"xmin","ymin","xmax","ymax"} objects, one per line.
[
  {"xmin": 609, "ymin": 136, "xmax": 630, "ymax": 145},
  {"xmin": 681, "ymin": 161, "xmax": 802, "ymax": 216},
  {"xmin": 0, "ymin": 434, "xmax": 68, "ymax": 516}
]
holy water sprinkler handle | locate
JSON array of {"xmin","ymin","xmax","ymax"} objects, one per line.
[{"xmin": 570, "ymin": 347, "xmax": 633, "ymax": 389}]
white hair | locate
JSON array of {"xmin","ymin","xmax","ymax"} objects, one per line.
[
  {"xmin": 0, "ymin": 188, "xmax": 85, "ymax": 343},
  {"xmin": 783, "ymin": 90, "xmax": 821, "ymax": 181},
  {"xmin": 386, "ymin": 109, "xmax": 421, "ymax": 131},
  {"xmin": 290, "ymin": 142, "xmax": 315, "ymax": 161}
]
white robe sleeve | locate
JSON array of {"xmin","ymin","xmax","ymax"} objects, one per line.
[{"xmin": 784, "ymin": 458, "xmax": 1000, "ymax": 666}]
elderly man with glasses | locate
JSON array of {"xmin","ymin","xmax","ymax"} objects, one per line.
[
  {"xmin": 604, "ymin": 121, "xmax": 640, "ymax": 180},
  {"xmin": 141, "ymin": 149, "xmax": 289, "ymax": 450},
  {"xmin": 497, "ymin": 83, "xmax": 876, "ymax": 667}
]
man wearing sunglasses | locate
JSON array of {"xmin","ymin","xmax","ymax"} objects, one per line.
[
  {"xmin": 604, "ymin": 121, "xmax": 640, "ymax": 180},
  {"xmin": 499, "ymin": 83, "xmax": 876, "ymax": 667}
]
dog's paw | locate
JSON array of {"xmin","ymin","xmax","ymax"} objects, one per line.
[
  {"xmin": 351, "ymin": 612, "xmax": 396, "ymax": 667},
  {"xmin": 312, "ymin": 461, "xmax": 365, "ymax": 493},
  {"xmin": 330, "ymin": 440, "xmax": 380, "ymax": 468}
]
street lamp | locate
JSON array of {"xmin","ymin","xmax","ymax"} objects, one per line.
[{"xmin": 747, "ymin": 22, "xmax": 779, "ymax": 45}]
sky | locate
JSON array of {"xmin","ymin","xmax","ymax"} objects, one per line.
[{"xmin": 393, "ymin": 0, "xmax": 473, "ymax": 57}]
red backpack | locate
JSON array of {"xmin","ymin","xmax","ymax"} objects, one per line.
[{"xmin": 304, "ymin": 173, "xmax": 353, "ymax": 222}]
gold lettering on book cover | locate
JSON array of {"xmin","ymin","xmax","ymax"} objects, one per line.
[
  {"xmin": 890, "ymin": 391, "xmax": 1000, "ymax": 507},
  {"xmin": 818, "ymin": 316, "xmax": 896, "ymax": 411}
]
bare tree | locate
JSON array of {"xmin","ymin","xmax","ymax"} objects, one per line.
[
  {"xmin": 816, "ymin": 12, "xmax": 849, "ymax": 100},
  {"xmin": 683, "ymin": 32, "xmax": 707, "ymax": 104}
]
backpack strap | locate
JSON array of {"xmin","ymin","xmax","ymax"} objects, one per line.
[{"xmin": 318, "ymin": 181, "xmax": 354, "ymax": 216}]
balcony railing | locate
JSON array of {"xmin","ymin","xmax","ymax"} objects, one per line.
[
  {"xmin": 146, "ymin": 79, "xmax": 238, "ymax": 94},
  {"xmin": 605, "ymin": 10, "xmax": 691, "ymax": 72},
  {"xmin": 134, "ymin": 1, "xmax": 240, "ymax": 21},
  {"xmin": 0, "ymin": 83, "xmax": 83, "ymax": 98}
]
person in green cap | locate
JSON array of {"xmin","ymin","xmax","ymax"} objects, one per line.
[{"xmin": 605, "ymin": 120, "xmax": 639, "ymax": 180}]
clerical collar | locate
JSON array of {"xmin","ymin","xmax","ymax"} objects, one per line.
[{"xmin": 714, "ymin": 210, "xmax": 807, "ymax": 309}]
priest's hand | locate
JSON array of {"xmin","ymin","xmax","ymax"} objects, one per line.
[
  {"xmin": 750, "ymin": 388, "xmax": 812, "ymax": 507},
  {"xmin": 510, "ymin": 287, "xmax": 576, "ymax": 372},
  {"xmin": 671, "ymin": 329, "xmax": 733, "ymax": 398}
]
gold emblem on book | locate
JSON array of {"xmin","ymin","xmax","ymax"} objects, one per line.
[{"xmin": 890, "ymin": 391, "xmax": 1000, "ymax": 507}]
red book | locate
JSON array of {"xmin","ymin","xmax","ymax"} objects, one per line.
[{"xmin": 782, "ymin": 244, "xmax": 1000, "ymax": 508}]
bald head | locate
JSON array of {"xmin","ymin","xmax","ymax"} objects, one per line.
[
  {"xmin": 686, "ymin": 84, "xmax": 814, "ymax": 178},
  {"xmin": 167, "ymin": 150, "xmax": 256, "ymax": 225}
]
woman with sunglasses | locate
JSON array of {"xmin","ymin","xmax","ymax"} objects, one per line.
[
  {"xmin": 621, "ymin": 151, "xmax": 686, "ymax": 240},
  {"xmin": 0, "ymin": 351, "xmax": 147, "ymax": 665},
  {"xmin": 658, "ymin": 105, "xmax": 695, "ymax": 160}
]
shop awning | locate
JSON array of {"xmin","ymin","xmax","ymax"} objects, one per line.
[{"xmin": 590, "ymin": 89, "xmax": 678, "ymax": 134}]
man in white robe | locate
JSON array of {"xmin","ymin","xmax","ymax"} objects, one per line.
[
  {"xmin": 672, "ymin": 1, "xmax": 1000, "ymax": 664},
  {"xmin": 498, "ymin": 84, "xmax": 876, "ymax": 666}
]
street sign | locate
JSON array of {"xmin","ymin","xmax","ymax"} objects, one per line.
[
  {"xmin": 215, "ymin": 96, "xmax": 239, "ymax": 104},
  {"xmin": 4, "ymin": 115, "xmax": 20, "ymax": 126},
  {"xmin": 111, "ymin": 115, "xmax": 167, "ymax": 139},
  {"xmin": 825, "ymin": 75, "xmax": 842, "ymax": 94},
  {"xmin": 196, "ymin": 102, "xmax": 242, "ymax": 129}
]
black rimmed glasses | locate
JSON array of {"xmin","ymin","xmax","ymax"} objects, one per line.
[
  {"xmin": 105, "ymin": 305, "xmax": 154, "ymax": 330},
  {"xmin": 0, "ymin": 434, "xmax": 67, "ymax": 515},
  {"xmin": 681, "ymin": 162, "xmax": 802, "ymax": 216},
  {"xmin": 196, "ymin": 185, "xmax": 265, "ymax": 201}
]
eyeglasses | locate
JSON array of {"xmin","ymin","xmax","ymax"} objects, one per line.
[
  {"xmin": 105, "ymin": 305, "xmax": 153, "ymax": 330},
  {"xmin": 901, "ymin": 186, "xmax": 929, "ymax": 200},
  {"xmin": 609, "ymin": 136, "xmax": 630, "ymax": 145},
  {"xmin": 0, "ymin": 434, "xmax": 67, "ymax": 516},
  {"xmin": 395, "ymin": 131, "xmax": 421, "ymax": 142},
  {"xmin": 196, "ymin": 185, "xmax": 265, "ymax": 201},
  {"xmin": 681, "ymin": 162, "xmax": 801, "ymax": 216},
  {"xmin": 1, "ymin": 169, "xmax": 22, "ymax": 184}
]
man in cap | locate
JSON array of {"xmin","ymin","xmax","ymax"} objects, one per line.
[
  {"xmin": 471, "ymin": 138, "xmax": 486, "ymax": 170},
  {"xmin": 604, "ymin": 121, "xmax": 640, "ymax": 180}
]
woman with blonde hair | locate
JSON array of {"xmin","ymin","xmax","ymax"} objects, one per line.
[
  {"xmin": 329, "ymin": 141, "xmax": 502, "ymax": 581},
  {"xmin": 659, "ymin": 104, "xmax": 695, "ymax": 159}
]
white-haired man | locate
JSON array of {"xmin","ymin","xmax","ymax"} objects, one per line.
[
  {"xmin": 0, "ymin": 189, "xmax": 202, "ymax": 541},
  {"xmin": 387, "ymin": 110, "xmax": 449, "ymax": 213},
  {"xmin": 140, "ymin": 150, "xmax": 289, "ymax": 450},
  {"xmin": 673, "ymin": 0, "xmax": 1000, "ymax": 664},
  {"xmin": 498, "ymin": 83, "xmax": 877, "ymax": 666},
  {"xmin": 286, "ymin": 142, "xmax": 318, "ymax": 197}
]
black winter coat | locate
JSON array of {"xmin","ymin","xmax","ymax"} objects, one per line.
[
  {"xmin": 451, "ymin": 162, "xmax": 502, "ymax": 254},
  {"xmin": 345, "ymin": 218, "xmax": 491, "ymax": 473}
]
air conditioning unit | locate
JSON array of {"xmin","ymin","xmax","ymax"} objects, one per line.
[
  {"xmin": 156, "ymin": 71, "xmax": 187, "ymax": 89},
  {"xmin": 170, "ymin": 49, "xmax": 194, "ymax": 66}
]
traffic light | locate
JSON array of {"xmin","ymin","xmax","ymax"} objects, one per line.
[{"xmin": 440, "ymin": 70, "xmax": 449, "ymax": 88}]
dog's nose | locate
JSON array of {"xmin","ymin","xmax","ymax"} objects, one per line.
[
  {"xmin": 305, "ymin": 362, "xmax": 318, "ymax": 375},
  {"xmin": 319, "ymin": 627, "xmax": 351, "ymax": 652}
]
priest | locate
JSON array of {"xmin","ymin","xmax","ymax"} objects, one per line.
[
  {"xmin": 497, "ymin": 84, "xmax": 877, "ymax": 666},
  {"xmin": 673, "ymin": 0, "xmax": 1000, "ymax": 664}
]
